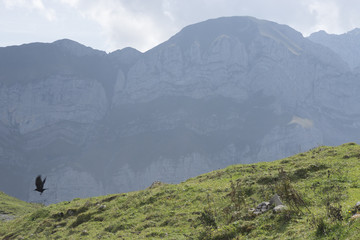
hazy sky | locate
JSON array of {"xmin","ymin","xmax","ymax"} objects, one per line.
[{"xmin": 1, "ymin": 0, "xmax": 360, "ymax": 52}]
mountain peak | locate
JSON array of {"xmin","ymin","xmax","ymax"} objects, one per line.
[
  {"xmin": 53, "ymin": 38, "xmax": 81, "ymax": 46},
  {"xmin": 346, "ymin": 28, "xmax": 360, "ymax": 36},
  {"xmin": 152, "ymin": 16, "xmax": 304, "ymax": 55},
  {"xmin": 52, "ymin": 39, "xmax": 105, "ymax": 56},
  {"xmin": 109, "ymin": 47, "xmax": 142, "ymax": 69},
  {"xmin": 308, "ymin": 27, "xmax": 360, "ymax": 69},
  {"xmin": 110, "ymin": 47, "xmax": 142, "ymax": 56}
]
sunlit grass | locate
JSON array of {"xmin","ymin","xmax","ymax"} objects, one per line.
[{"xmin": 1, "ymin": 143, "xmax": 360, "ymax": 239}]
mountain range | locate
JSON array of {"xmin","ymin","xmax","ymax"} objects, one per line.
[{"xmin": 1, "ymin": 16, "xmax": 359, "ymax": 204}]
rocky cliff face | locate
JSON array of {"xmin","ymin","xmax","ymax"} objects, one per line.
[
  {"xmin": 1, "ymin": 17, "xmax": 359, "ymax": 204},
  {"xmin": 308, "ymin": 29, "xmax": 360, "ymax": 70}
]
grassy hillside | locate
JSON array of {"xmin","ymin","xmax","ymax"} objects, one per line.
[
  {"xmin": 0, "ymin": 191, "xmax": 41, "ymax": 221},
  {"xmin": 1, "ymin": 143, "xmax": 360, "ymax": 239}
]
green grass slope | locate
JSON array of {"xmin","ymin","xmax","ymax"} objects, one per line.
[
  {"xmin": 1, "ymin": 143, "xmax": 360, "ymax": 239},
  {"xmin": 0, "ymin": 191, "xmax": 41, "ymax": 221}
]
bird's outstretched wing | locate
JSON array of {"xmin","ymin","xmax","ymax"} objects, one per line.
[{"xmin": 35, "ymin": 175, "xmax": 43, "ymax": 189}]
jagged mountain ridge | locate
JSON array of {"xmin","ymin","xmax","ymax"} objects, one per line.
[
  {"xmin": 0, "ymin": 16, "xmax": 359, "ymax": 203},
  {"xmin": 309, "ymin": 28, "xmax": 360, "ymax": 71}
]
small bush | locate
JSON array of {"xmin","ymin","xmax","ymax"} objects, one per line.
[
  {"xmin": 292, "ymin": 168, "xmax": 308, "ymax": 179},
  {"xmin": 198, "ymin": 208, "xmax": 217, "ymax": 228},
  {"xmin": 291, "ymin": 164, "xmax": 328, "ymax": 180},
  {"xmin": 308, "ymin": 164, "xmax": 328, "ymax": 171},
  {"xmin": 327, "ymin": 204, "xmax": 343, "ymax": 221},
  {"xmin": 238, "ymin": 223, "xmax": 255, "ymax": 234},
  {"xmin": 70, "ymin": 213, "xmax": 92, "ymax": 228},
  {"xmin": 257, "ymin": 175, "xmax": 277, "ymax": 185},
  {"xmin": 315, "ymin": 217, "xmax": 329, "ymax": 237},
  {"xmin": 227, "ymin": 179, "xmax": 247, "ymax": 211},
  {"xmin": 65, "ymin": 209, "xmax": 77, "ymax": 217},
  {"xmin": 275, "ymin": 168, "xmax": 310, "ymax": 214},
  {"xmin": 35, "ymin": 220, "xmax": 52, "ymax": 233},
  {"xmin": 51, "ymin": 212, "xmax": 64, "ymax": 221}
]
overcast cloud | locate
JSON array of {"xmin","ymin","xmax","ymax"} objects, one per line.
[{"xmin": 1, "ymin": 0, "xmax": 360, "ymax": 52}]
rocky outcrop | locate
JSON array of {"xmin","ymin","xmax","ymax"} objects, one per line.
[
  {"xmin": 309, "ymin": 29, "xmax": 360, "ymax": 70},
  {"xmin": 1, "ymin": 16, "xmax": 360, "ymax": 204},
  {"xmin": 0, "ymin": 214, "xmax": 15, "ymax": 222},
  {"xmin": 250, "ymin": 201, "xmax": 272, "ymax": 215},
  {"xmin": 250, "ymin": 194, "xmax": 287, "ymax": 215},
  {"xmin": 0, "ymin": 75, "xmax": 107, "ymax": 135}
]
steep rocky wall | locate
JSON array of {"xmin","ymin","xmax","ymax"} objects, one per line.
[{"xmin": 1, "ymin": 17, "xmax": 360, "ymax": 204}]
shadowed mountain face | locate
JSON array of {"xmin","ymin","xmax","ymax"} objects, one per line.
[
  {"xmin": 308, "ymin": 28, "xmax": 360, "ymax": 71},
  {"xmin": 0, "ymin": 17, "xmax": 359, "ymax": 203}
]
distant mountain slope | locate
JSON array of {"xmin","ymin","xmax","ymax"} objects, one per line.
[
  {"xmin": 118, "ymin": 16, "xmax": 348, "ymax": 104},
  {"xmin": 1, "ymin": 143, "xmax": 360, "ymax": 239},
  {"xmin": 308, "ymin": 29, "xmax": 360, "ymax": 70},
  {"xmin": 0, "ymin": 16, "xmax": 360, "ymax": 204}
]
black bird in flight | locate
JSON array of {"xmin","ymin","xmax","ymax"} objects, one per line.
[{"xmin": 34, "ymin": 175, "xmax": 47, "ymax": 195}]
